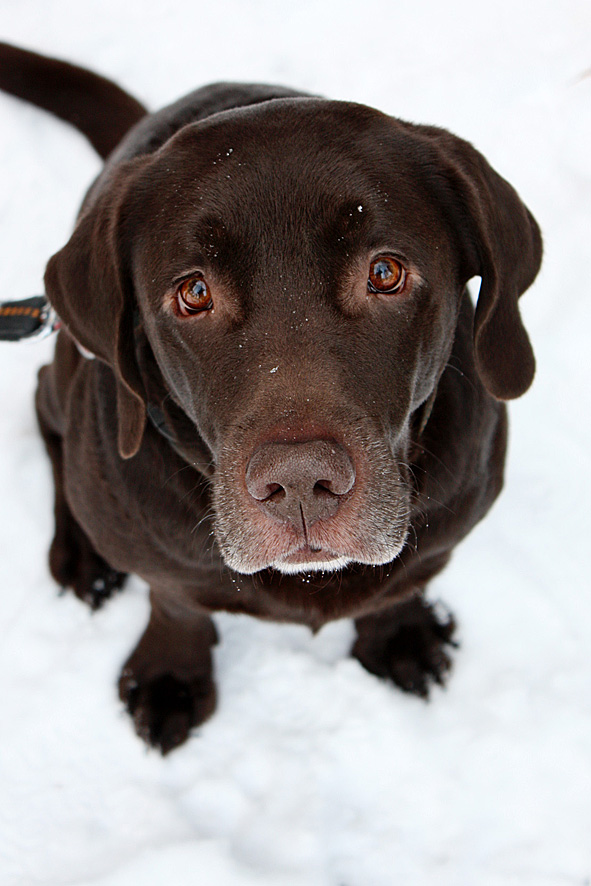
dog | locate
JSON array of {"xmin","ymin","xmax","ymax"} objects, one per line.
[{"xmin": 0, "ymin": 42, "xmax": 542, "ymax": 753}]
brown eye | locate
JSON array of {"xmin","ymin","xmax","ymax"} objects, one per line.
[
  {"xmin": 368, "ymin": 256, "xmax": 406, "ymax": 295},
  {"xmin": 177, "ymin": 275, "xmax": 213, "ymax": 315}
]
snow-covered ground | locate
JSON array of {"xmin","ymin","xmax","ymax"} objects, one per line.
[{"xmin": 1, "ymin": 1, "xmax": 590, "ymax": 884}]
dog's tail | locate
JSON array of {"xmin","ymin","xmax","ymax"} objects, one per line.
[{"xmin": 0, "ymin": 42, "xmax": 147, "ymax": 159}]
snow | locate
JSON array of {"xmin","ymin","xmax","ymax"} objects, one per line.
[{"xmin": 1, "ymin": 1, "xmax": 590, "ymax": 884}]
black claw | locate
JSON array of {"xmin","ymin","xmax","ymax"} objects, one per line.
[{"xmin": 87, "ymin": 567, "xmax": 128, "ymax": 610}]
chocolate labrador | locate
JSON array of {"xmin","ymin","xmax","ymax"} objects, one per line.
[{"xmin": 0, "ymin": 43, "xmax": 541, "ymax": 753}]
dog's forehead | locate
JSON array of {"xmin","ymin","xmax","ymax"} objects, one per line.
[
  {"xmin": 131, "ymin": 98, "xmax": 456, "ymax": 287},
  {"xmin": 164, "ymin": 96, "xmax": 396, "ymax": 163},
  {"xmin": 142, "ymin": 99, "xmax": 443, "ymax": 219}
]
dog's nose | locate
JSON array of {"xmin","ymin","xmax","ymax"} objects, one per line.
[{"xmin": 245, "ymin": 440, "xmax": 355, "ymax": 529}]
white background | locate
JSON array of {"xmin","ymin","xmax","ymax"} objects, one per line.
[{"xmin": 1, "ymin": 1, "xmax": 590, "ymax": 884}]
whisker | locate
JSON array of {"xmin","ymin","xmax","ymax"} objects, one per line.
[
  {"xmin": 191, "ymin": 506, "xmax": 216, "ymax": 534},
  {"xmin": 444, "ymin": 357, "xmax": 478, "ymax": 395}
]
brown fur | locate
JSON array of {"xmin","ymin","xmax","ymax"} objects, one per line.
[{"xmin": 0, "ymin": 43, "xmax": 541, "ymax": 753}]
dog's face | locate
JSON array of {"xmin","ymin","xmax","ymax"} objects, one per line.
[{"xmin": 45, "ymin": 98, "xmax": 541, "ymax": 575}]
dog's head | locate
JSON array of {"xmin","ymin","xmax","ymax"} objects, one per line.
[{"xmin": 45, "ymin": 97, "xmax": 541, "ymax": 575}]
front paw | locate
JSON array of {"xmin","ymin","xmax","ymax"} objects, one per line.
[
  {"xmin": 119, "ymin": 668, "xmax": 217, "ymax": 755},
  {"xmin": 50, "ymin": 529, "xmax": 127, "ymax": 610},
  {"xmin": 352, "ymin": 596, "xmax": 458, "ymax": 698}
]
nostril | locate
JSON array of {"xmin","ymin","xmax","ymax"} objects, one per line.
[
  {"xmin": 264, "ymin": 483, "xmax": 285, "ymax": 502},
  {"xmin": 314, "ymin": 479, "xmax": 336, "ymax": 496}
]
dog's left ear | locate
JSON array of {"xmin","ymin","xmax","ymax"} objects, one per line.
[
  {"xmin": 418, "ymin": 125, "xmax": 542, "ymax": 400},
  {"xmin": 44, "ymin": 160, "xmax": 147, "ymax": 458}
]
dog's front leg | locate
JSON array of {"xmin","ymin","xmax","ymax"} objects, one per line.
[
  {"xmin": 119, "ymin": 592, "xmax": 218, "ymax": 754},
  {"xmin": 36, "ymin": 365, "xmax": 128, "ymax": 610}
]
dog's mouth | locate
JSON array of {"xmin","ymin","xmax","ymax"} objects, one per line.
[{"xmin": 270, "ymin": 545, "xmax": 352, "ymax": 575}]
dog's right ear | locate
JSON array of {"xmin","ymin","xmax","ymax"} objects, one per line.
[{"xmin": 44, "ymin": 160, "xmax": 148, "ymax": 458}]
